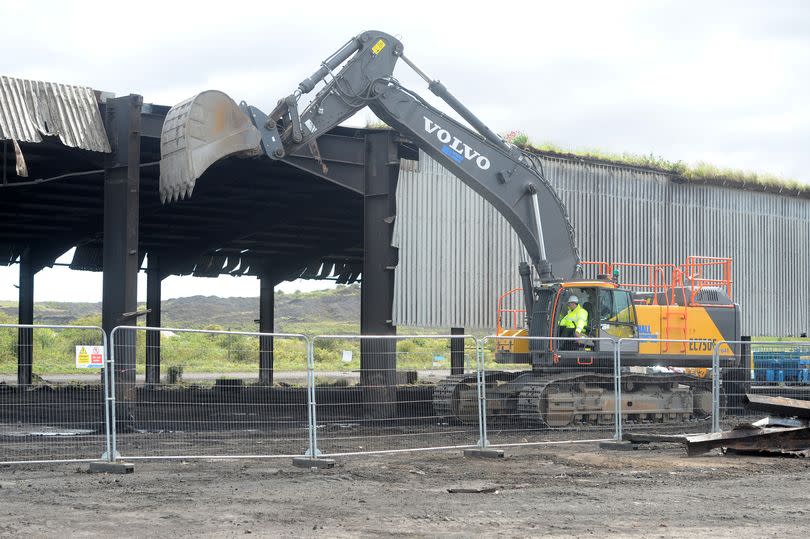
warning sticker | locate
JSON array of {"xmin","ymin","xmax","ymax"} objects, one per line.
[
  {"xmin": 76, "ymin": 345, "xmax": 104, "ymax": 369},
  {"xmin": 371, "ymin": 39, "xmax": 386, "ymax": 55}
]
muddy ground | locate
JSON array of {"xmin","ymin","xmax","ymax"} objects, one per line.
[{"xmin": 1, "ymin": 442, "xmax": 808, "ymax": 537}]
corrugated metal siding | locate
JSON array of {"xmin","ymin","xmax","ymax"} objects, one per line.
[
  {"xmin": 393, "ymin": 150, "xmax": 810, "ymax": 336},
  {"xmin": 0, "ymin": 75, "xmax": 110, "ymax": 152}
]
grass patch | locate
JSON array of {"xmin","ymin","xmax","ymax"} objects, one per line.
[{"xmin": 504, "ymin": 131, "xmax": 808, "ymax": 195}]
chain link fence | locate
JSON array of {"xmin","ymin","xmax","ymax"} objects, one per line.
[
  {"xmin": 108, "ymin": 326, "xmax": 311, "ymax": 460},
  {"xmin": 478, "ymin": 335, "xmax": 618, "ymax": 447},
  {"xmin": 0, "ymin": 324, "xmax": 109, "ymax": 464},
  {"xmin": 713, "ymin": 340, "xmax": 810, "ymax": 431},
  {"xmin": 309, "ymin": 335, "xmax": 481, "ymax": 456},
  {"xmin": 614, "ymin": 338, "xmax": 719, "ymax": 439},
  {"xmin": 8, "ymin": 325, "xmax": 809, "ymax": 465}
]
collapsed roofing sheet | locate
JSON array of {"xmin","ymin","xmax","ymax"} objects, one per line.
[{"xmin": 0, "ymin": 75, "xmax": 110, "ymax": 152}]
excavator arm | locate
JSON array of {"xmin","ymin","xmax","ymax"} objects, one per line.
[{"xmin": 159, "ymin": 30, "xmax": 580, "ymax": 289}]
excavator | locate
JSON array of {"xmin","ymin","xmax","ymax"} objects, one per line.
[{"xmin": 158, "ymin": 30, "xmax": 742, "ymax": 428}]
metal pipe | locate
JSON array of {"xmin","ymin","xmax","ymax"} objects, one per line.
[
  {"xmin": 297, "ymin": 37, "xmax": 361, "ymax": 94},
  {"xmin": 712, "ymin": 344, "xmax": 721, "ymax": 433},
  {"xmin": 400, "ymin": 54, "xmax": 511, "ymax": 153},
  {"xmin": 614, "ymin": 342, "xmax": 623, "ymax": 441},
  {"xmin": 0, "ymin": 161, "xmax": 158, "ymax": 189},
  {"xmin": 529, "ymin": 190, "xmax": 548, "ymax": 262},
  {"xmin": 399, "ymin": 53, "xmax": 432, "ymax": 84},
  {"xmin": 477, "ymin": 338, "xmax": 490, "ymax": 447}
]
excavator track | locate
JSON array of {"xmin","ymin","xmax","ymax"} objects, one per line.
[
  {"xmin": 516, "ymin": 372, "xmax": 714, "ymax": 427},
  {"xmin": 435, "ymin": 370, "xmax": 716, "ymax": 428},
  {"xmin": 433, "ymin": 371, "xmax": 520, "ymax": 424}
]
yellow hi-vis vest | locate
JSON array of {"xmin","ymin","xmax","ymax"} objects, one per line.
[{"xmin": 560, "ymin": 304, "xmax": 588, "ymax": 333}]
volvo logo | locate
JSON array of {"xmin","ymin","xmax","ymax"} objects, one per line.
[{"xmin": 424, "ymin": 117, "xmax": 491, "ymax": 170}]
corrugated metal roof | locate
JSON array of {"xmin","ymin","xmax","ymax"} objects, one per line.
[{"xmin": 0, "ymin": 75, "xmax": 110, "ymax": 152}]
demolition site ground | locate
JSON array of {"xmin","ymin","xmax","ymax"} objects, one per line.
[{"xmin": 1, "ymin": 442, "xmax": 808, "ymax": 537}]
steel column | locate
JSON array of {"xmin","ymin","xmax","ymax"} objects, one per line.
[
  {"xmin": 146, "ymin": 254, "xmax": 162, "ymax": 385},
  {"xmin": 360, "ymin": 132, "xmax": 399, "ymax": 419},
  {"xmin": 17, "ymin": 247, "xmax": 34, "ymax": 386},
  {"xmin": 450, "ymin": 327, "xmax": 465, "ymax": 375},
  {"xmin": 259, "ymin": 275, "xmax": 274, "ymax": 385},
  {"xmin": 102, "ymin": 94, "xmax": 142, "ymax": 427}
]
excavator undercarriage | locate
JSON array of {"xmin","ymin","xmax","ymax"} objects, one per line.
[{"xmin": 433, "ymin": 370, "xmax": 714, "ymax": 428}]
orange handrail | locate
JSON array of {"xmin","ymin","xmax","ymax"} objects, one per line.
[
  {"xmin": 580, "ymin": 257, "xmax": 733, "ymax": 307},
  {"xmin": 497, "ymin": 288, "xmax": 527, "ymax": 334},
  {"xmin": 498, "ymin": 257, "xmax": 733, "ymax": 338}
]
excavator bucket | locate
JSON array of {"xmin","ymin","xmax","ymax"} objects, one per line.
[{"xmin": 159, "ymin": 90, "xmax": 261, "ymax": 203}]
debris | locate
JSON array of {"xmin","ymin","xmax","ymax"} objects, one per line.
[
  {"xmin": 625, "ymin": 393, "xmax": 810, "ymax": 457},
  {"xmin": 623, "ymin": 433, "xmax": 689, "ymax": 444},
  {"xmin": 744, "ymin": 394, "xmax": 810, "ymax": 419},
  {"xmin": 681, "ymin": 425, "xmax": 810, "ymax": 456},
  {"xmin": 12, "ymin": 140, "xmax": 27, "ymax": 177},
  {"xmin": 750, "ymin": 416, "xmax": 808, "ymax": 428},
  {"xmin": 447, "ymin": 486, "xmax": 500, "ymax": 494}
]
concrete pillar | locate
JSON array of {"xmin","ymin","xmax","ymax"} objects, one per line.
[
  {"xmin": 259, "ymin": 275, "xmax": 274, "ymax": 386},
  {"xmin": 450, "ymin": 327, "xmax": 465, "ymax": 375},
  {"xmin": 17, "ymin": 247, "xmax": 34, "ymax": 386},
  {"xmin": 360, "ymin": 131, "xmax": 399, "ymax": 418},
  {"xmin": 146, "ymin": 254, "xmax": 161, "ymax": 385},
  {"xmin": 101, "ymin": 94, "xmax": 142, "ymax": 426}
]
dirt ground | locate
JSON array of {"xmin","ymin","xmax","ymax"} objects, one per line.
[{"xmin": 1, "ymin": 442, "xmax": 809, "ymax": 537}]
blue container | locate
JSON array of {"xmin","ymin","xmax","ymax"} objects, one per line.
[{"xmin": 753, "ymin": 350, "xmax": 809, "ymax": 384}]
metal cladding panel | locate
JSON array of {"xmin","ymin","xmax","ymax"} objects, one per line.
[
  {"xmin": 393, "ymin": 151, "xmax": 810, "ymax": 336},
  {"xmin": 0, "ymin": 75, "xmax": 110, "ymax": 152}
]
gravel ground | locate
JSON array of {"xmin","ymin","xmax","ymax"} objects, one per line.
[{"xmin": 1, "ymin": 442, "xmax": 809, "ymax": 537}]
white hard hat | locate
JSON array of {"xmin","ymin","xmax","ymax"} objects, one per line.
[{"xmin": 568, "ymin": 295, "xmax": 579, "ymax": 304}]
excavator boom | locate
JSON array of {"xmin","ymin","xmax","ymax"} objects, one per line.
[{"xmin": 158, "ymin": 30, "xmax": 580, "ymax": 283}]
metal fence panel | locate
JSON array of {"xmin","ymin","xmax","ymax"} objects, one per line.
[
  {"xmin": 109, "ymin": 326, "xmax": 310, "ymax": 460},
  {"xmin": 0, "ymin": 324, "xmax": 108, "ymax": 464},
  {"xmin": 713, "ymin": 340, "xmax": 810, "ymax": 432},
  {"xmin": 479, "ymin": 336, "xmax": 617, "ymax": 447},
  {"xmin": 616, "ymin": 338, "xmax": 718, "ymax": 437},
  {"xmin": 310, "ymin": 335, "xmax": 480, "ymax": 456}
]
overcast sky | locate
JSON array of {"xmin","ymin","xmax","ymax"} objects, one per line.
[{"xmin": 1, "ymin": 0, "xmax": 808, "ymax": 302}]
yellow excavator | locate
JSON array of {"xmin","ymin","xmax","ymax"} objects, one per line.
[{"xmin": 158, "ymin": 30, "xmax": 741, "ymax": 427}]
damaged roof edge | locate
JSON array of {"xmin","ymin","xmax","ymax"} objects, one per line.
[{"xmin": 0, "ymin": 75, "xmax": 111, "ymax": 153}]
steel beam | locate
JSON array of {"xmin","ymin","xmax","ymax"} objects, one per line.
[
  {"xmin": 146, "ymin": 254, "xmax": 162, "ymax": 386},
  {"xmin": 259, "ymin": 275, "xmax": 275, "ymax": 385},
  {"xmin": 451, "ymin": 327, "xmax": 465, "ymax": 375},
  {"xmin": 360, "ymin": 132, "xmax": 399, "ymax": 419},
  {"xmin": 102, "ymin": 94, "xmax": 142, "ymax": 426},
  {"xmin": 17, "ymin": 247, "xmax": 34, "ymax": 386},
  {"xmin": 282, "ymin": 133, "xmax": 368, "ymax": 194}
]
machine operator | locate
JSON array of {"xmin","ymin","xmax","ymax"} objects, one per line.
[{"xmin": 558, "ymin": 295, "xmax": 588, "ymax": 348}]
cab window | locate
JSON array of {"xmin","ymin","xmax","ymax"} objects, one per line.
[
  {"xmin": 600, "ymin": 289, "xmax": 635, "ymax": 324},
  {"xmin": 598, "ymin": 289, "xmax": 636, "ymax": 339}
]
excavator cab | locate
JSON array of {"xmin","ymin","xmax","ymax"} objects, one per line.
[
  {"xmin": 495, "ymin": 281, "xmax": 639, "ymax": 364},
  {"xmin": 551, "ymin": 284, "xmax": 638, "ymax": 346}
]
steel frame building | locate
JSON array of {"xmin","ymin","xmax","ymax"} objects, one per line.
[{"xmin": 1, "ymin": 75, "xmax": 410, "ymax": 385}]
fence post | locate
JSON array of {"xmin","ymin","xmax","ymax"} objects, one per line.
[
  {"xmin": 107, "ymin": 327, "xmax": 119, "ymax": 462},
  {"xmin": 100, "ymin": 329, "xmax": 114, "ymax": 462},
  {"xmin": 712, "ymin": 343, "xmax": 721, "ymax": 433},
  {"xmin": 305, "ymin": 337, "xmax": 321, "ymax": 458},
  {"xmin": 614, "ymin": 340, "xmax": 623, "ymax": 441},
  {"xmin": 476, "ymin": 337, "xmax": 489, "ymax": 448}
]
